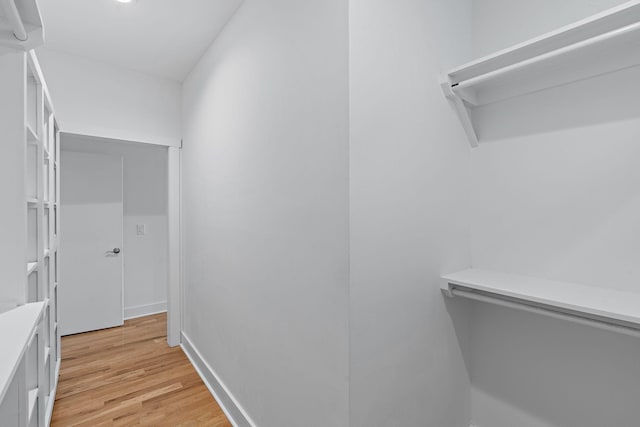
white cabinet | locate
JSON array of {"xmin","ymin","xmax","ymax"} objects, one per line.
[{"xmin": 0, "ymin": 50, "xmax": 60, "ymax": 427}]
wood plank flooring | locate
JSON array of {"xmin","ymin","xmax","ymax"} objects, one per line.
[{"xmin": 51, "ymin": 313, "xmax": 232, "ymax": 427}]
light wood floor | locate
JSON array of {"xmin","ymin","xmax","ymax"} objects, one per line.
[{"xmin": 51, "ymin": 313, "xmax": 232, "ymax": 427}]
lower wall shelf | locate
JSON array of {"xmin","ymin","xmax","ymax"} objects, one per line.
[
  {"xmin": 441, "ymin": 269, "xmax": 640, "ymax": 336},
  {"xmin": 27, "ymin": 262, "xmax": 38, "ymax": 275},
  {"xmin": 27, "ymin": 387, "xmax": 38, "ymax": 423}
]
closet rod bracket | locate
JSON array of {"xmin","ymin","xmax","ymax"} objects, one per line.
[{"xmin": 440, "ymin": 78, "xmax": 479, "ymax": 148}]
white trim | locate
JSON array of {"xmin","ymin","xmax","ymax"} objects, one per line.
[
  {"xmin": 124, "ymin": 302, "xmax": 167, "ymax": 320},
  {"xmin": 59, "ymin": 121, "xmax": 181, "ymax": 148},
  {"xmin": 119, "ymin": 156, "xmax": 125, "ymax": 327},
  {"xmin": 180, "ymin": 332, "xmax": 255, "ymax": 427},
  {"xmin": 167, "ymin": 147, "xmax": 181, "ymax": 347}
]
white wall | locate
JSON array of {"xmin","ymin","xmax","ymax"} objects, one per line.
[
  {"xmin": 62, "ymin": 135, "xmax": 168, "ymax": 318},
  {"xmin": 181, "ymin": 0, "xmax": 350, "ymax": 426},
  {"xmin": 0, "ymin": 52, "xmax": 27, "ymax": 310},
  {"xmin": 349, "ymin": 0, "xmax": 474, "ymax": 426},
  {"xmin": 36, "ymin": 48, "xmax": 181, "ymax": 147},
  {"xmin": 468, "ymin": 1, "xmax": 640, "ymax": 426}
]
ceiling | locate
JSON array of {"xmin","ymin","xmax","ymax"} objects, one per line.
[{"xmin": 38, "ymin": 0, "xmax": 243, "ymax": 82}]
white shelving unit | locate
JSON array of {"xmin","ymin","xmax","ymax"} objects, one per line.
[
  {"xmin": 0, "ymin": 49, "xmax": 60, "ymax": 427},
  {"xmin": 442, "ymin": 269, "xmax": 640, "ymax": 336},
  {"xmin": 0, "ymin": 302, "xmax": 45, "ymax": 427},
  {"xmin": 441, "ymin": 0, "xmax": 640, "ymax": 147}
]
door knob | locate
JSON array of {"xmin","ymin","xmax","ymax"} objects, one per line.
[{"xmin": 106, "ymin": 248, "xmax": 121, "ymax": 254}]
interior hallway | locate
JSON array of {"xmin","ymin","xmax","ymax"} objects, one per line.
[{"xmin": 50, "ymin": 314, "xmax": 231, "ymax": 426}]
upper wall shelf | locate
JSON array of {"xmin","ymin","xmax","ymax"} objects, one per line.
[
  {"xmin": 441, "ymin": 0, "xmax": 640, "ymax": 147},
  {"xmin": 0, "ymin": 0, "xmax": 44, "ymax": 51},
  {"xmin": 441, "ymin": 269, "xmax": 640, "ymax": 337}
]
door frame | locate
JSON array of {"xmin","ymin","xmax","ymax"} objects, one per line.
[
  {"xmin": 167, "ymin": 146, "xmax": 182, "ymax": 347},
  {"xmin": 60, "ymin": 132, "xmax": 183, "ymax": 347}
]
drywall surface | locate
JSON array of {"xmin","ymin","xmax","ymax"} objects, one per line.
[
  {"xmin": 469, "ymin": 301, "xmax": 640, "ymax": 427},
  {"xmin": 0, "ymin": 52, "xmax": 27, "ymax": 309},
  {"xmin": 36, "ymin": 48, "xmax": 181, "ymax": 147},
  {"xmin": 469, "ymin": 1, "xmax": 640, "ymax": 426},
  {"xmin": 122, "ymin": 215, "xmax": 168, "ymax": 317},
  {"xmin": 61, "ymin": 135, "xmax": 168, "ymax": 317},
  {"xmin": 349, "ymin": 0, "xmax": 474, "ymax": 426},
  {"xmin": 181, "ymin": 0, "xmax": 350, "ymax": 426},
  {"xmin": 470, "ymin": 120, "xmax": 640, "ymax": 291}
]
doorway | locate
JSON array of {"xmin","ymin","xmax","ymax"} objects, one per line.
[{"xmin": 59, "ymin": 134, "xmax": 170, "ymax": 336}]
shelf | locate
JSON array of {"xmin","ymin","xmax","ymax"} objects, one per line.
[
  {"xmin": 26, "ymin": 124, "xmax": 38, "ymax": 144},
  {"xmin": 27, "ymin": 207, "xmax": 37, "ymax": 264},
  {"xmin": 26, "ymin": 262, "xmax": 37, "ymax": 275},
  {"xmin": 442, "ymin": 0, "xmax": 640, "ymax": 147},
  {"xmin": 27, "ymin": 387, "xmax": 38, "ymax": 422},
  {"xmin": 0, "ymin": 0, "xmax": 44, "ymax": 51},
  {"xmin": 442, "ymin": 269, "xmax": 640, "ymax": 335},
  {"xmin": 26, "ymin": 270, "xmax": 38, "ymax": 303},
  {"xmin": 0, "ymin": 302, "xmax": 45, "ymax": 404}
]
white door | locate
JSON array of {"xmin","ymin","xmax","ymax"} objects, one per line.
[{"xmin": 59, "ymin": 151, "xmax": 124, "ymax": 335}]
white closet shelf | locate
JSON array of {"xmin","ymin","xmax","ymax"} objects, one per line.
[
  {"xmin": 0, "ymin": 0, "xmax": 44, "ymax": 50},
  {"xmin": 27, "ymin": 387, "xmax": 38, "ymax": 421},
  {"xmin": 26, "ymin": 123, "xmax": 38, "ymax": 143},
  {"xmin": 441, "ymin": 0, "xmax": 640, "ymax": 147},
  {"xmin": 442, "ymin": 269, "xmax": 640, "ymax": 335},
  {"xmin": 0, "ymin": 302, "xmax": 45, "ymax": 403},
  {"xmin": 26, "ymin": 261, "xmax": 37, "ymax": 275}
]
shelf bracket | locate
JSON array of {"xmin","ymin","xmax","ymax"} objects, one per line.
[
  {"xmin": 0, "ymin": 0, "xmax": 27, "ymax": 41},
  {"xmin": 441, "ymin": 79, "xmax": 479, "ymax": 148}
]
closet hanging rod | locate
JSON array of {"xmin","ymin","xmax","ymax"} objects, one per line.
[
  {"xmin": 450, "ymin": 286, "xmax": 640, "ymax": 338},
  {"xmin": 0, "ymin": 0, "xmax": 27, "ymax": 41},
  {"xmin": 450, "ymin": 20, "xmax": 640, "ymax": 91}
]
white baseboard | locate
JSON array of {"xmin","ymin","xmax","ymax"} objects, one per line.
[
  {"xmin": 181, "ymin": 332, "xmax": 255, "ymax": 427},
  {"xmin": 124, "ymin": 302, "xmax": 167, "ymax": 320}
]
